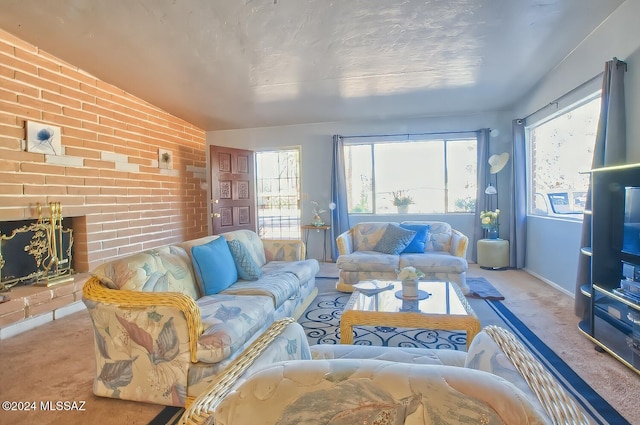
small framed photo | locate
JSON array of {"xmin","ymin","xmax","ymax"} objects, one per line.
[{"xmin": 26, "ymin": 121, "xmax": 62, "ymax": 155}]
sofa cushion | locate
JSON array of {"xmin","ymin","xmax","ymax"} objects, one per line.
[
  {"xmin": 222, "ymin": 271, "xmax": 300, "ymax": 309},
  {"xmin": 91, "ymin": 246, "xmax": 200, "ymax": 299},
  {"xmin": 261, "ymin": 259, "xmax": 320, "ymax": 284},
  {"xmin": 400, "ymin": 223, "xmax": 430, "ymax": 253},
  {"xmin": 399, "ymin": 252, "xmax": 468, "ymax": 274},
  {"xmin": 399, "ymin": 252, "xmax": 469, "ymax": 273},
  {"xmin": 227, "ymin": 239, "xmax": 264, "ymax": 280},
  {"xmin": 196, "ymin": 294, "xmax": 275, "ymax": 363},
  {"xmin": 336, "ymin": 251, "xmax": 400, "ymax": 273},
  {"xmin": 192, "ymin": 237, "xmax": 238, "ymax": 295},
  {"xmin": 222, "ymin": 230, "xmax": 267, "ymax": 267},
  {"xmin": 351, "ymin": 222, "xmax": 390, "ymax": 251},
  {"xmin": 373, "ymin": 223, "xmax": 416, "ymax": 255}
]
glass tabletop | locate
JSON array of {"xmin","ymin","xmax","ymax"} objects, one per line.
[{"xmin": 348, "ymin": 281, "xmax": 470, "ymax": 316}]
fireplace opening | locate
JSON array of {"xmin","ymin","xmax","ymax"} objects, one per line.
[{"xmin": 0, "ymin": 204, "xmax": 75, "ymax": 291}]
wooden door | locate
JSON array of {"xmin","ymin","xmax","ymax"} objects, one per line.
[{"xmin": 210, "ymin": 145, "xmax": 257, "ymax": 234}]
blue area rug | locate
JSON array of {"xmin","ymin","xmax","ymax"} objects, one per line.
[{"xmin": 298, "ymin": 289, "xmax": 629, "ymax": 425}]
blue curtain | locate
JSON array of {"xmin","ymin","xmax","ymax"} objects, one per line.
[
  {"xmin": 575, "ymin": 58, "xmax": 627, "ymax": 318},
  {"xmin": 472, "ymin": 129, "xmax": 490, "ymax": 262},
  {"xmin": 509, "ymin": 119, "xmax": 527, "ymax": 269},
  {"xmin": 330, "ymin": 135, "xmax": 350, "ymax": 261}
]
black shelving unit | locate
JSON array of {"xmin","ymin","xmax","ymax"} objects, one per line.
[{"xmin": 578, "ymin": 163, "xmax": 640, "ymax": 374}]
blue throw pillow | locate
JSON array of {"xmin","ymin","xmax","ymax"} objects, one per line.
[
  {"xmin": 191, "ymin": 237, "xmax": 238, "ymax": 295},
  {"xmin": 373, "ymin": 223, "xmax": 416, "ymax": 255},
  {"xmin": 400, "ymin": 224, "xmax": 430, "ymax": 253},
  {"xmin": 227, "ymin": 239, "xmax": 263, "ymax": 280}
]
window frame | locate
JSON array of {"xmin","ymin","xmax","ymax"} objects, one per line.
[
  {"xmin": 343, "ymin": 133, "xmax": 478, "ymax": 215},
  {"xmin": 525, "ymin": 90, "xmax": 601, "ymax": 221}
]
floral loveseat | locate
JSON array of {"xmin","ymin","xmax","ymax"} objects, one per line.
[
  {"xmin": 181, "ymin": 321, "xmax": 587, "ymax": 425},
  {"xmin": 336, "ymin": 221, "xmax": 469, "ymax": 293},
  {"xmin": 82, "ymin": 230, "xmax": 319, "ymax": 407}
]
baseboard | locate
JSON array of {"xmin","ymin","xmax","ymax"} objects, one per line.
[{"xmin": 523, "ymin": 268, "xmax": 574, "ymax": 298}]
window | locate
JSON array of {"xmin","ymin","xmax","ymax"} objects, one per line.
[
  {"xmin": 527, "ymin": 94, "xmax": 600, "ymax": 218},
  {"xmin": 344, "ymin": 136, "xmax": 477, "ymax": 214},
  {"xmin": 256, "ymin": 149, "xmax": 301, "ymax": 239}
]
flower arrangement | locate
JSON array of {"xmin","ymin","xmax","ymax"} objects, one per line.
[
  {"xmin": 397, "ymin": 266, "xmax": 425, "ymax": 281},
  {"xmin": 310, "ymin": 201, "xmax": 326, "ymax": 226},
  {"xmin": 480, "ymin": 209, "xmax": 500, "ymax": 230},
  {"xmin": 311, "ymin": 201, "xmax": 326, "ymax": 216},
  {"xmin": 392, "ymin": 190, "xmax": 414, "ymax": 207}
]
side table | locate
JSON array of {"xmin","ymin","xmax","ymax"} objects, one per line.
[
  {"xmin": 477, "ymin": 239, "xmax": 509, "ymax": 270},
  {"xmin": 301, "ymin": 224, "xmax": 331, "ymax": 262}
]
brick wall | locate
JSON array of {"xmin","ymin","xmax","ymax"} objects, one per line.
[{"xmin": 0, "ymin": 29, "xmax": 208, "ymax": 273}]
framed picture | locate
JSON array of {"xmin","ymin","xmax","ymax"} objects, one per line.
[
  {"xmin": 26, "ymin": 121, "xmax": 62, "ymax": 155},
  {"xmin": 219, "ymin": 153, "xmax": 231, "ymax": 172},
  {"xmin": 158, "ymin": 148, "xmax": 173, "ymax": 169},
  {"xmin": 237, "ymin": 155, "xmax": 248, "ymax": 173}
]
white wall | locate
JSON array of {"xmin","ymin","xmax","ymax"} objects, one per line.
[
  {"xmin": 208, "ymin": 112, "xmax": 512, "ymax": 260},
  {"xmin": 513, "ymin": 0, "xmax": 640, "ymax": 294}
]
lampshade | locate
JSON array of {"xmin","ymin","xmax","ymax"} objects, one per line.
[
  {"xmin": 485, "ymin": 184, "xmax": 497, "ymax": 195},
  {"xmin": 488, "ymin": 152, "xmax": 510, "ymax": 174}
]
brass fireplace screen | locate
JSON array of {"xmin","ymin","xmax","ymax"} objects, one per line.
[{"xmin": 0, "ymin": 202, "xmax": 74, "ymax": 291}]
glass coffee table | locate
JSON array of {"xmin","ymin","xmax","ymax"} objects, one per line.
[{"xmin": 340, "ymin": 281, "xmax": 480, "ymax": 349}]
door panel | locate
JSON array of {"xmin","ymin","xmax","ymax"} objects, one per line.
[{"xmin": 210, "ymin": 145, "xmax": 257, "ymax": 234}]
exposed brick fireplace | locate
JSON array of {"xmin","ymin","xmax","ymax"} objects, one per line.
[{"xmin": 0, "ymin": 29, "xmax": 209, "ymax": 337}]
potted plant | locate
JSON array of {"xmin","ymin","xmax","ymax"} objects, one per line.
[{"xmin": 392, "ymin": 190, "xmax": 414, "ymax": 214}]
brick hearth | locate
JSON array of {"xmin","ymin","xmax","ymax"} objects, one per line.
[{"xmin": 0, "ymin": 273, "xmax": 89, "ymax": 339}]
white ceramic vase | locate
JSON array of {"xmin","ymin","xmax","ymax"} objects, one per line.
[{"xmin": 402, "ymin": 278, "xmax": 419, "ymax": 298}]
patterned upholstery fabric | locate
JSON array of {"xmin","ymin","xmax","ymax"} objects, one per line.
[
  {"xmin": 189, "ymin": 322, "xmax": 312, "ymax": 399},
  {"xmin": 465, "ymin": 330, "xmax": 547, "ymax": 419},
  {"xmin": 84, "ymin": 299, "xmax": 193, "ymax": 406},
  {"xmin": 227, "ymin": 239, "xmax": 264, "ymax": 280},
  {"xmin": 399, "ymin": 252, "xmax": 468, "ymax": 274},
  {"xmin": 196, "ymin": 294, "xmax": 274, "ymax": 363},
  {"xmin": 373, "ymin": 223, "xmax": 417, "ymax": 254},
  {"xmin": 221, "ymin": 272, "xmax": 300, "ymax": 310},
  {"xmin": 84, "ymin": 230, "xmax": 319, "ymax": 407},
  {"xmin": 262, "ymin": 239, "xmax": 305, "ymax": 262},
  {"xmin": 212, "ymin": 359, "xmax": 549, "ymax": 424},
  {"xmin": 261, "ymin": 259, "xmax": 321, "ymax": 284},
  {"xmin": 335, "ymin": 221, "xmax": 469, "ymax": 294},
  {"xmin": 222, "ymin": 230, "xmax": 267, "ymax": 267},
  {"xmin": 336, "ymin": 251, "xmax": 399, "ymax": 272},
  {"xmin": 91, "ymin": 245, "xmax": 200, "ymax": 299}
]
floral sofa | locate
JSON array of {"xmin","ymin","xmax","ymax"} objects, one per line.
[
  {"xmin": 82, "ymin": 230, "xmax": 319, "ymax": 407},
  {"xmin": 181, "ymin": 321, "xmax": 587, "ymax": 425},
  {"xmin": 336, "ymin": 221, "xmax": 469, "ymax": 293}
]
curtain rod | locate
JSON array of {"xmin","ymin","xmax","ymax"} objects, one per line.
[
  {"xmin": 523, "ymin": 72, "xmax": 603, "ymax": 121},
  {"xmin": 339, "ymin": 129, "xmax": 481, "ymax": 140}
]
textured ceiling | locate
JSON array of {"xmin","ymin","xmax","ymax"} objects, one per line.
[{"xmin": 0, "ymin": 0, "xmax": 625, "ymax": 131}]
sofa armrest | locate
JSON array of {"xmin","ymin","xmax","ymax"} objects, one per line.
[
  {"xmin": 336, "ymin": 228, "xmax": 354, "ymax": 255},
  {"xmin": 482, "ymin": 326, "xmax": 588, "ymax": 425},
  {"xmin": 180, "ymin": 318, "xmax": 307, "ymax": 424},
  {"xmin": 449, "ymin": 228, "xmax": 469, "ymax": 258},
  {"xmin": 83, "ymin": 276, "xmax": 203, "ymax": 363},
  {"xmin": 262, "ymin": 239, "xmax": 305, "ymax": 261}
]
